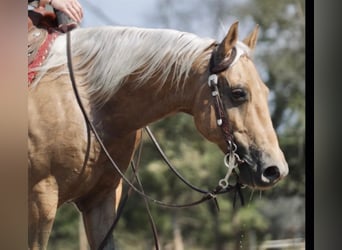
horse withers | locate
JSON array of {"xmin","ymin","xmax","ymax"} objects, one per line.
[{"xmin": 28, "ymin": 22, "xmax": 288, "ymax": 249}]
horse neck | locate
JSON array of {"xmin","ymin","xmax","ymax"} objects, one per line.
[{"xmin": 98, "ymin": 69, "xmax": 208, "ymax": 137}]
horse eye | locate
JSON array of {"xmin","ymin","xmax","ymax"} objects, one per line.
[{"xmin": 231, "ymin": 88, "xmax": 248, "ymax": 102}]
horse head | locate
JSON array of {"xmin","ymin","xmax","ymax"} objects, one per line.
[{"xmin": 192, "ymin": 22, "xmax": 288, "ymax": 190}]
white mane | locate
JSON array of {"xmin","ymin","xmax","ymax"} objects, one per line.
[
  {"xmin": 32, "ymin": 26, "xmax": 252, "ymax": 108},
  {"xmin": 34, "ymin": 26, "xmax": 216, "ymax": 107}
]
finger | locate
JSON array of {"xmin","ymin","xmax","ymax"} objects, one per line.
[
  {"xmin": 69, "ymin": 2, "xmax": 83, "ymax": 22},
  {"xmin": 74, "ymin": 0, "xmax": 82, "ymax": 10},
  {"xmin": 73, "ymin": 6, "xmax": 83, "ymax": 20},
  {"xmin": 73, "ymin": 0, "xmax": 84, "ymax": 19},
  {"xmin": 68, "ymin": 6, "xmax": 82, "ymax": 23},
  {"xmin": 64, "ymin": 9, "xmax": 78, "ymax": 23}
]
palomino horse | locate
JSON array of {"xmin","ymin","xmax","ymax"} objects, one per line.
[{"xmin": 28, "ymin": 22, "xmax": 288, "ymax": 249}]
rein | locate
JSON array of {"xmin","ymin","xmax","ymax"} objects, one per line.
[{"xmin": 66, "ymin": 31, "xmax": 244, "ymax": 250}]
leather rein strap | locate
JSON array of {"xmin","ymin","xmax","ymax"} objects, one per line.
[{"xmin": 66, "ymin": 32, "xmax": 244, "ymax": 250}]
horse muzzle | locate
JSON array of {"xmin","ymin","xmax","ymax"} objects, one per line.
[{"xmin": 236, "ymin": 148, "xmax": 289, "ymax": 189}]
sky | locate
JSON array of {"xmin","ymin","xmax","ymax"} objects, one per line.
[
  {"xmin": 77, "ymin": 0, "xmax": 255, "ymax": 41},
  {"xmin": 79, "ymin": 0, "xmax": 158, "ymax": 28},
  {"xmin": 76, "ymin": 0, "xmax": 266, "ymax": 82}
]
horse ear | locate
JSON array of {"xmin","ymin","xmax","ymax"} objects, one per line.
[
  {"xmin": 243, "ymin": 24, "xmax": 259, "ymax": 50},
  {"xmin": 217, "ymin": 21, "xmax": 239, "ymax": 57},
  {"xmin": 212, "ymin": 21, "xmax": 239, "ymax": 67}
]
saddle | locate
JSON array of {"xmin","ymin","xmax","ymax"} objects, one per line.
[
  {"xmin": 28, "ymin": 7, "xmax": 56, "ymax": 64},
  {"xmin": 28, "ymin": 7, "xmax": 75, "ymax": 83}
]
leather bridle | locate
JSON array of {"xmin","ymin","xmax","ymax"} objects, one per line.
[
  {"xmin": 209, "ymin": 46, "xmax": 237, "ymax": 150},
  {"xmin": 65, "ymin": 32, "xmax": 245, "ymax": 250},
  {"xmin": 208, "ymin": 45, "xmax": 247, "ymax": 189}
]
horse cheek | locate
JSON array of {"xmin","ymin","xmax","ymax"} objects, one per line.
[{"xmin": 193, "ymin": 104, "xmax": 226, "ymax": 151}]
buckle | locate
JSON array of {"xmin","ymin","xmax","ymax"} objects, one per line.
[{"xmin": 208, "ymin": 74, "xmax": 218, "ymax": 87}]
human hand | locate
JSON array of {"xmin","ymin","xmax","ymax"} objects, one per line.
[{"xmin": 49, "ymin": 0, "xmax": 83, "ymax": 23}]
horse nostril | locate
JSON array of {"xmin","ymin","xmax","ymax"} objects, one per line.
[{"xmin": 262, "ymin": 166, "xmax": 280, "ymax": 183}]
